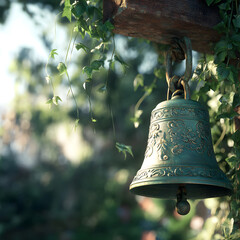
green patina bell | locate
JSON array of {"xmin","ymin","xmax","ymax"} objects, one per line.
[
  {"xmin": 130, "ymin": 95, "xmax": 232, "ymax": 200},
  {"xmin": 129, "ymin": 37, "xmax": 232, "ymax": 215}
]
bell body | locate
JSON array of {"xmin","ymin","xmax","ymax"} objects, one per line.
[{"xmin": 130, "ymin": 98, "xmax": 232, "ymax": 199}]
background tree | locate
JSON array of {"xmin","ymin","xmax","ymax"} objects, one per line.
[{"xmin": 0, "ymin": 0, "xmax": 239, "ymax": 240}]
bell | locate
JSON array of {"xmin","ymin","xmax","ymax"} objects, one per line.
[
  {"xmin": 130, "ymin": 94, "xmax": 232, "ymax": 214},
  {"xmin": 130, "ymin": 38, "xmax": 232, "ymax": 215}
]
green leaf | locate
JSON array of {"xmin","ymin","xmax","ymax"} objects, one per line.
[
  {"xmin": 154, "ymin": 68, "xmax": 164, "ymax": 79},
  {"xmin": 72, "ymin": 0, "xmax": 87, "ymax": 18},
  {"xmin": 215, "ymin": 50, "xmax": 227, "ymax": 63},
  {"xmin": 57, "ymin": 62, "xmax": 67, "ymax": 75},
  {"xmin": 74, "ymin": 119, "xmax": 80, "ymax": 130},
  {"xmin": 104, "ymin": 20, "xmax": 114, "ymax": 31},
  {"xmin": 233, "ymin": 15, "xmax": 240, "ymax": 28},
  {"xmin": 228, "ymin": 70, "xmax": 236, "ymax": 83},
  {"xmin": 233, "ymin": 93, "xmax": 240, "ymax": 108},
  {"xmin": 133, "ymin": 74, "xmax": 144, "ymax": 91},
  {"xmin": 216, "ymin": 63, "xmax": 230, "ymax": 80},
  {"xmin": 109, "ymin": 59, "xmax": 115, "ymax": 70},
  {"xmin": 91, "ymin": 60, "xmax": 104, "ymax": 70},
  {"xmin": 73, "ymin": 25, "xmax": 79, "ymax": 32},
  {"xmin": 232, "ymin": 130, "xmax": 240, "ymax": 145},
  {"xmin": 79, "ymin": 27, "xmax": 86, "ymax": 39},
  {"xmin": 226, "ymin": 156, "xmax": 238, "ymax": 168},
  {"xmin": 78, "ymin": 17, "xmax": 89, "ymax": 32},
  {"xmin": 222, "ymin": 218, "xmax": 234, "ymax": 237},
  {"xmin": 49, "ymin": 49, "xmax": 58, "ymax": 59},
  {"xmin": 83, "ymin": 66, "xmax": 93, "ymax": 78},
  {"xmin": 206, "ymin": 0, "xmax": 215, "ymax": 6},
  {"xmin": 227, "ymin": 50, "xmax": 237, "ymax": 60},
  {"xmin": 214, "ymin": 21, "xmax": 227, "ymax": 32},
  {"xmin": 90, "ymin": 27, "xmax": 100, "ymax": 40},
  {"xmin": 219, "ymin": 94, "xmax": 230, "ymax": 104},
  {"xmin": 144, "ymin": 81, "xmax": 156, "ymax": 95},
  {"xmin": 231, "ymin": 34, "xmax": 240, "ymax": 44},
  {"xmin": 114, "ymin": 55, "xmax": 128, "ymax": 67},
  {"xmin": 91, "ymin": 118, "xmax": 97, "ymax": 123},
  {"xmin": 214, "ymin": 40, "xmax": 228, "ymax": 54},
  {"xmin": 46, "ymin": 99, "xmax": 53, "ymax": 105},
  {"xmin": 86, "ymin": 5, "xmax": 97, "ymax": 17},
  {"xmin": 218, "ymin": 2, "xmax": 231, "ymax": 10},
  {"xmin": 62, "ymin": 0, "xmax": 71, "ymax": 22},
  {"xmin": 97, "ymin": 24, "xmax": 108, "ymax": 40},
  {"xmin": 46, "ymin": 98, "xmax": 53, "ymax": 108},
  {"xmin": 229, "ymin": 232, "xmax": 240, "ymax": 239},
  {"xmin": 116, "ymin": 142, "xmax": 134, "ymax": 159},
  {"xmin": 216, "ymin": 111, "xmax": 238, "ymax": 120},
  {"xmin": 75, "ymin": 43, "xmax": 89, "ymax": 53},
  {"xmin": 52, "ymin": 96, "xmax": 62, "ymax": 106}
]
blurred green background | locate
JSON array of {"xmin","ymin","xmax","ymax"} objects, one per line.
[{"xmin": 0, "ymin": 1, "xmax": 234, "ymax": 239}]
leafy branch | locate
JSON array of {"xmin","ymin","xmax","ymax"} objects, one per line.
[{"xmin": 195, "ymin": 1, "xmax": 240, "ymax": 239}]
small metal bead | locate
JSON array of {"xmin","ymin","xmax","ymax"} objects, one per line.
[{"xmin": 176, "ymin": 200, "xmax": 190, "ymax": 215}]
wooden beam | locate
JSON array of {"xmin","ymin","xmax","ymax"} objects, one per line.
[{"xmin": 103, "ymin": 0, "xmax": 221, "ymax": 53}]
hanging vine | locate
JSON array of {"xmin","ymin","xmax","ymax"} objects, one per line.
[
  {"xmin": 45, "ymin": 0, "xmax": 135, "ymax": 157},
  {"xmin": 192, "ymin": 0, "xmax": 240, "ymax": 239},
  {"xmin": 46, "ymin": 0, "xmax": 239, "ymax": 238}
]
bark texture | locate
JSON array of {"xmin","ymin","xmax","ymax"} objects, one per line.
[{"xmin": 103, "ymin": 0, "xmax": 221, "ymax": 53}]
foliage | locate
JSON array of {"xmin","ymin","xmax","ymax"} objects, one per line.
[
  {"xmin": 53, "ymin": 0, "xmax": 240, "ymax": 239},
  {"xmin": 116, "ymin": 142, "xmax": 134, "ymax": 159},
  {"xmin": 0, "ymin": 0, "xmax": 240, "ymax": 239},
  {"xmin": 191, "ymin": 0, "xmax": 240, "ymax": 239},
  {"xmin": 45, "ymin": 0, "xmax": 159, "ymax": 152}
]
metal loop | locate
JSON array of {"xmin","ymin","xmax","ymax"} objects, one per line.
[
  {"xmin": 166, "ymin": 50, "xmax": 173, "ymax": 90},
  {"xmin": 166, "ymin": 37, "xmax": 192, "ymax": 100},
  {"xmin": 181, "ymin": 37, "xmax": 192, "ymax": 82},
  {"xmin": 180, "ymin": 79, "xmax": 190, "ymax": 100},
  {"xmin": 168, "ymin": 77, "xmax": 190, "ymax": 100},
  {"xmin": 167, "ymin": 75, "xmax": 181, "ymax": 100}
]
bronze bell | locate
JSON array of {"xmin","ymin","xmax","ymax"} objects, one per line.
[{"xmin": 130, "ymin": 38, "xmax": 232, "ymax": 215}]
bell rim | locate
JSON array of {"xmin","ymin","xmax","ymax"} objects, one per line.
[
  {"xmin": 130, "ymin": 178, "xmax": 233, "ymax": 191},
  {"xmin": 129, "ymin": 178, "xmax": 233, "ymax": 199}
]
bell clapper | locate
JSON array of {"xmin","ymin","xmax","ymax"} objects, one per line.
[{"xmin": 176, "ymin": 186, "xmax": 190, "ymax": 215}]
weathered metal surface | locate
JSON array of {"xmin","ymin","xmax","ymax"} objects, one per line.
[
  {"xmin": 129, "ymin": 97, "xmax": 233, "ymax": 199},
  {"xmin": 103, "ymin": 0, "xmax": 221, "ymax": 53}
]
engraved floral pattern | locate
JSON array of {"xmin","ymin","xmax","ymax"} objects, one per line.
[
  {"xmin": 132, "ymin": 167, "xmax": 227, "ymax": 182},
  {"xmin": 144, "ymin": 123, "xmax": 169, "ymax": 160},
  {"xmin": 144, "ymin": 107, "xmax": 214, "ymax": 161},
  {"xmin": 168, "ymin": 120, "xmax": 198, "ymax": 154},
  {"xmin": 151, "ymin": 106, "xmax": 208, "ymax": 122}
]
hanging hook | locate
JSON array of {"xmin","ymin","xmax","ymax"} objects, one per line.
[{"xmin": 166, "ymin": 37, "xmax": 192, "ymax": 100}]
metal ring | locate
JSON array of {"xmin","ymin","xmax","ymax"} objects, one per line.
[{"xmin": 181, "ymin": 37, "xmax": 192, "ymax": 82}]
